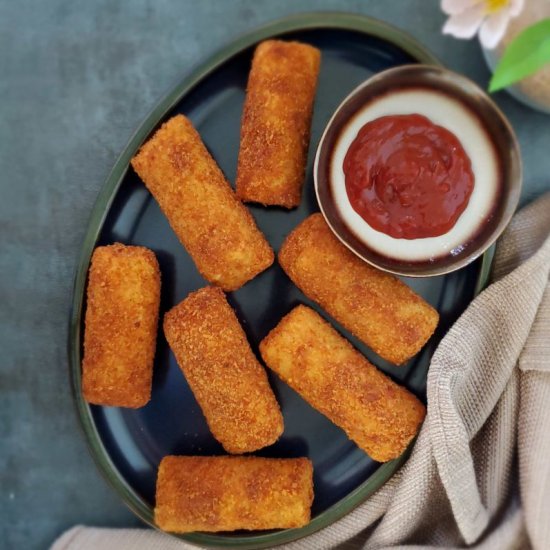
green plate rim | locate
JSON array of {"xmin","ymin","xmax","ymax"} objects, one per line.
[{"xmin": 68, "ymin": 11, "xmax": 493, "ymax": 549}]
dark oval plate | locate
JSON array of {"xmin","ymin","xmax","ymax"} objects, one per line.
[{"xmin": 69, "ymin": 12, "xmax": 493, "ymax": 549}]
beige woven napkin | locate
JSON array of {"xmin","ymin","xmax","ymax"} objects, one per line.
[{"xmin": 52, "ymin": 193, "xmax": 550, "ymax": 550}]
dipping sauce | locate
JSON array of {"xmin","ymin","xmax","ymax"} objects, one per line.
[
  {"xmin": 329, "ymin": 88, "xmax": 499, "ymax": 262},
  {"xmin": 343, "ymin": 114, "xmax": 475, "ymax": 239}
]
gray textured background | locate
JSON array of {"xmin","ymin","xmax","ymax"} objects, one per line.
[{"xmin": 1, "ymin": 1, "xmax": 548, "ymax": 549}]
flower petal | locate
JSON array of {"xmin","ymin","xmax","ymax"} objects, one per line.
[
  {"xmin": 443, "ymin": 4, "xmax": 485, "ymax": 39},
  {"xmin": 441, "ymin": 0, "xmax": 481, "ymax": 16},
  {"xmin": 479, "ymin": 10, "xmax": 510, "ymax": 48},
  {"xmin": 509, "ymin": 0, "xmax": 525, "ymax": 17}
]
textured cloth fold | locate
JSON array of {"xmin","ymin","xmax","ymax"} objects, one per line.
[{"xmin": 51, "ymin": 193, "xmax": 550, "ymax": 550}]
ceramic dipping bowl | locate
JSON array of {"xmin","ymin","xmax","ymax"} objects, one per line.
[{"xmin": 314, "ymin": 64, "xmax": 522, "ymax": 277}]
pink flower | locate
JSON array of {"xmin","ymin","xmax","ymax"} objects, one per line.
[{"xmin": 442, "ymin": 0, "xmax": 525, "ymax": 49}]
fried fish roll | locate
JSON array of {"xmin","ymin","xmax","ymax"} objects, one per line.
[
  {"xmin": 236, "ymin": 40, "xmax": 321, "ymax": 208},
  {"xmin": 260, "ymin": 305, "xmax": 426, "ymax": 462},
  {"xmin": 131, "ymin": 115, "xmax": 273, "ymax": 291},
  {"xmin": 155, "ymin": 456, "xmax": 313, "ymax": 533},
  {"xmin": 163, "ymin": 286, "xmax": 283, "ymax": 454},
  {"xmin": 279, "ymin": 214, "xmax": 439, "ymax": 364},
  {"xmin": 82, "ymin": 243, "xmax": 161, "ymax": 408}
]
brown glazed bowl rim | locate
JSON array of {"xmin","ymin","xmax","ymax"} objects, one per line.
[{"xmin": 314, "ymin": 64, "xmax": 522, "ymax": 277}]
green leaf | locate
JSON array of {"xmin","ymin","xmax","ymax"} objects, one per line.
[{"xmin": 489, "ymin": 18, "xmax": 550, "ymax": 92}]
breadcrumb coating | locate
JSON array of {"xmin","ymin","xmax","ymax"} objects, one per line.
[
  {"xmin": 155, "ymin": 456, "xmax": 313, "ymax": 533},
  {"xmin": 260, "ymin": 305, "xmax": 426, "ymax": 462},
  {"xmin": 82, "ymin": 243, "xmax": 161, "ymax": 408},
  {"xmin": 163, "ymin": 286, "xmax": 283, "ymax": 454},
  {"xmin": 236, "ymin": 40, "xmax": 321, "ymax": 208},
  {"xmin": 278, "ymin": 214, "xmax": 439, "ymax": 364},
  {"xmin": 131, "ymin": 115, "xmax": 274, "ymax": 291}
]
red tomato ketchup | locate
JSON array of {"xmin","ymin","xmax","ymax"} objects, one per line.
[{"xmin": 343, "ymin": 114, "xmax": 475, "ymax": 239}]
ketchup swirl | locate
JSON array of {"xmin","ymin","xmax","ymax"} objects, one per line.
[{"xmin": 343, "ymin": 114, "xmax": 475, "ymax": 239}]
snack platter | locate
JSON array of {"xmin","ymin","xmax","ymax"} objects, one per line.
[{"xmin": 69, "ymin": 14, "xmax": 494, "ymax": 549}]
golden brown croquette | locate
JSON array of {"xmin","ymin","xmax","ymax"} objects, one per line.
[
  {"xmin": 278, "ymin": 214, "xmax": 439, "ymax": 364},
  {"xmin": 131, "ymin": 115, "xmax": 273, "ymax": 291},
  {"xmin": 163, "ymin": 286, "xmax": 283, "ymax": 454},
  {"xmin": 155, "ymin": 456, "xmax": 313, "ymax": 532},
  {"xmin": 260, "ymin": 305, "xmax": 426, "ymax": 462},
  {"xmin": 82, "ymin": 243, "xmax": 161, "ymax": 408},
  {"xmin": 236, "ymin": 40, "xmax": 321, "ymax": 208}
]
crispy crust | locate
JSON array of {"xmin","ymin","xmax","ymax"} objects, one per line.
[
  {"xmin": 236, "ymin": 40, "xmax": 321, "ymax": 208},
  {"xmin": 163, "ymin": 286, "xmax": 283, "ymax": 454},
  {"xmin": 82, "ymin": 243, "xmax": 161, "ymax": 407},
  {"xmin": 131, "ymin": 115, "xmax": 274, "ymax": 291},
  {"xmin": 155, "ymin": 456, "xmax": 313, "ymax": 533},
  {"xmin": 260, "ymin": 305, "xmax": 426, "ymax": 462},
  {"xmin": 278, "ymin": 214, "xmax": 439, "ymax": 364}
]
